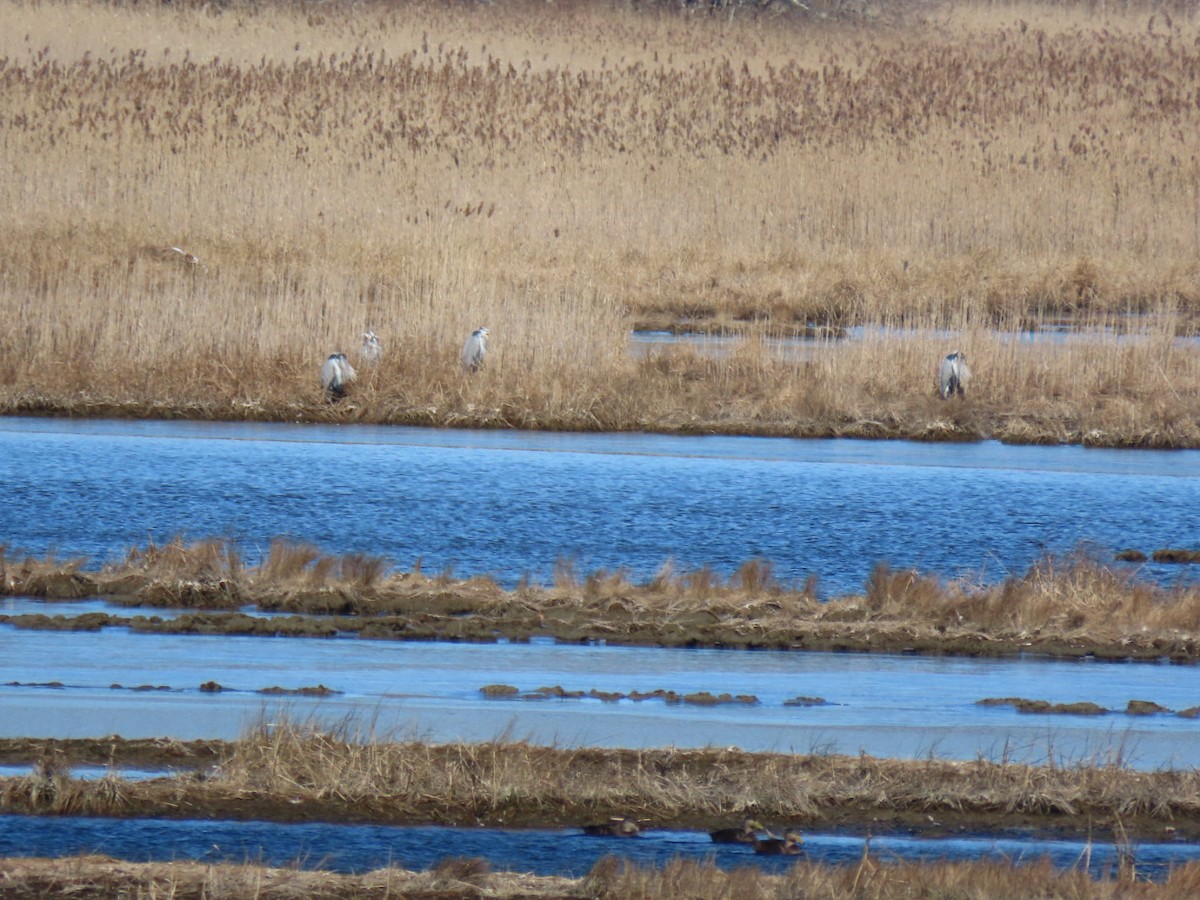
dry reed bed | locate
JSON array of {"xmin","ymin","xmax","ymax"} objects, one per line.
[
  {"xmin": 5, "ymin": 719, "xmax": 1200, "ymax": 842},
  {"xmin": 7, "ymin": 854, "xmax": 1200, "ymax": 900},
  {"xmin": 3, "ymin": 538, "xmax": 1199, "ymax": 658},
  {"xmin": 1, "ymin": 0, "xmax": 1198, "ymax": 444}
]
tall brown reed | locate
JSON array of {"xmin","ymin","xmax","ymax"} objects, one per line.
[{"xmin": 1, "ymin": 0, "xmax": 1198, "ymax": 443}]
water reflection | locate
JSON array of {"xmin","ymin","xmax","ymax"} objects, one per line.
[
  {"xmin": 0, "ymin": 417, "xmax": 1196, "ymax": 598},
  {"xmin": 0, "ymin": 764, "xmax": 170, "ymax": 781},
  {"xmin": 0, "ymin": 814, "xmax": 1193, "ymax": 880}
]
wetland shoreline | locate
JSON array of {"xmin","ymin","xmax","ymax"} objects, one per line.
[
  {"xmin": 8, "ymin": 854, "xmax": 1200, "ymax": 899},
  {"xmin": 2, "ymin": 731, "xmax": 1198, "ymax": 845},
  {"xmin": 5, "ymin": 1, "xmax": 1200, "ymax": 891},
  {"xmin": 4, "ymin": 539, "xmax": 1199, "ymax": 661},
  {"xmin": 1, "ymin": 383, "xmax": 1195, "ymax": 450}
]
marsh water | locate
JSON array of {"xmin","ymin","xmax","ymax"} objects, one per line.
[
  {"xmin": 5, "ymin": 813, "xmax": 1200, "ymax": 880},
  {"xmin": 2, "ymin": 416, "xmax": 1197, "ymax": 596},
  {"xmin": 2, "ymin": 415, "xmax": 1200, "ymax": 875},
  {"xmin": 3, "ymin": 627, "xmax": 1200, "ymax": 766}
]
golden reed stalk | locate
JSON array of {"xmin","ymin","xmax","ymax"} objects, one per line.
[{"xmin": 1, "ymin": 0, "xmax": 1198, "ymax": 444}]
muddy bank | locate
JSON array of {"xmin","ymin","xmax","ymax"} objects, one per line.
[{"xmin": 4, "ymin": 605, "xmax": 1199, "ymax": 661}]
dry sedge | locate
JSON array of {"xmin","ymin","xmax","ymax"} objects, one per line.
[
  {"xmin": 3, "ymin": 538, "xmax": 1200, "ymax": 659},
  {"xmin": 6, "ymin": 855, "xmax": 1200, "ymax": 899},
  {"xmin": 0, "ymin": 0, "xmax": 1198, "ymax": 445},
  {"xmin": 5, "ymin": 717, "xmax": 1200, "ymax": 843}
]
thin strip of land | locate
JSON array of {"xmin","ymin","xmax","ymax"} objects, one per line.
[
  {"xmin": 1, "ymin": 722, "xmax": 1197, "ymax": 843},
  {"xmin": 3, "ymin": 538, "xmax": 1199, "ymax": 660},
  {"xmin": 6, "ymin": 853, "xmax": 1199, "ymax": 899}
]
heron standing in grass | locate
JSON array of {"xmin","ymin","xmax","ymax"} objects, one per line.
[
  {"xmin": 461, "ymin": 327, "xmax": 489, "ymax": 373},
  {"xmin": 321, "ymin": 353, "xmax": 356, "ymax": 401},
  {"xmin": 358, "ymin": 331, "xmax": 382, "ymax": 364},
  {"xmin": 939, "ymin": 350, "xmax": 969, "ymax": 399}
]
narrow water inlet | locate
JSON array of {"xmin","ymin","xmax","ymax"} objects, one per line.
[{"xmin": 0, "ymin": 814, "xmax": 1194, "ymax": 880}]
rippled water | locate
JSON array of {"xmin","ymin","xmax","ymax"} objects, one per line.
[
  {"xmin": 2, "ymin": 814, "xmax": 1195, "ymax": 880},
  {"xmin": 1, "ymin": 417, "xmax": 1197, "ymax": 597},
  {"xmin": 3, "ymin": 415, "xmax": 1199, "ymax": 875}
]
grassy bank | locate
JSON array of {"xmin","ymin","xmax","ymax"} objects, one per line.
[
  {"xmin": 8, "ymin": 854, "xmax": 1200, "ymax": 899},
  {"xmin": 3, "ymin": 721, "xmax": 1200, "ymax": 842},
  {"xmin": 1, "ymin": 0, "xmax": 1198, "ymax": 445},
  {"xmin": 3, "ymin": 538, "xmax": 1199, "ymax": 659}
]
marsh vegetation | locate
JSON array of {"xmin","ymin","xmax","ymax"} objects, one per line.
[
  {"xmin": 10, "ymin": 854, "xmax": 1200, "ymax": 899},
  {"xmin": 4, "ymin": 538, "xmax": 1200, "ymax": 659},
  {"xmin": 4, "ymin": 717, "xmax": 1200, "ymax": 842},
  {"xmin": 1, "ymin": 0, "xmax": 1198, "ymax": 444},
  {"xmin": 4, "ymin": 0, "xmax": 1200, "ymax": 891}
]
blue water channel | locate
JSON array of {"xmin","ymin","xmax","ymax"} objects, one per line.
[
  {"xmin": 2, "ymin": 415, "xmax": 1199, "ymax": 876},
  {"xmin": 2, "ymin": 813, "xmax": 1196, "ymax": 880},
  {"xmin": 1, "ymin": 416, "xmax": 1197, "ymax": 596}
]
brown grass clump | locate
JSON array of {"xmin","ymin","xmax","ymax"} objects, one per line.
[
  {"xmin": 0, "ymin": 546, "xmax": 91, "ymax": 599},
  {"xmin": 0, "ymin": 0, "xmax": 1198, "ymax": 445},
  {"xmin": 110, "ymin": 537, "xmax": 244, "ymax": 607}
]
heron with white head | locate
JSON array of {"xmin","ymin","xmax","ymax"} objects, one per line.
[
  {"xmin": 939, "ymin": 350, "xmax": 969, "ymax": 399},
  {"xmin": 359, "ymin": 331, "xmax": 382, "ymax": 364},
  {"xmin": 461, "ymin": 327, "xmax": 489, "ymax": 373},
  {"xmin": 321, "ymin": 353, "xmax": 356, "ymax": 401}
]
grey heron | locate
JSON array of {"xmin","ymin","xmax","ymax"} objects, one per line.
[
  {"xmin": 461, "ymin": 327, "xmax": 489, "ymax": 373},
  {"xmin": 939, "ymin": 350, "xmax": 969, "ymax": 399},
  {"xmin": 321, "ymin": 353, "xmax": 356, "ymax": 401},
  {"xmin": 358, "ymin": 331, "xmax": 382, "ymax": 364}
]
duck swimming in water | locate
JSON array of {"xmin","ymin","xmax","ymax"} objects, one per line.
[
  {"xmin": 709, "ymin": 817, "xmax": 766, "ymax": 844},
  {"xmin": 581, "ymin": 816, "xmax": 641, "ymax": 837},
  {"xmin": 754, "ymin": 828, "xmax": 804, "ymax": 855}
]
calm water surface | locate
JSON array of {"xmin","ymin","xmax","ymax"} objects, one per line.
[
  {"xmin": 3, "ymin": 628, "xmax": 1199, "ymax": 767},
  {"xmin": 2, "ymin": 814, "xmax": 1196, "ymax": 880},
  {"xmin": 1, "ymin": 416, "xmax": 1196, "ymax": 596}
]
